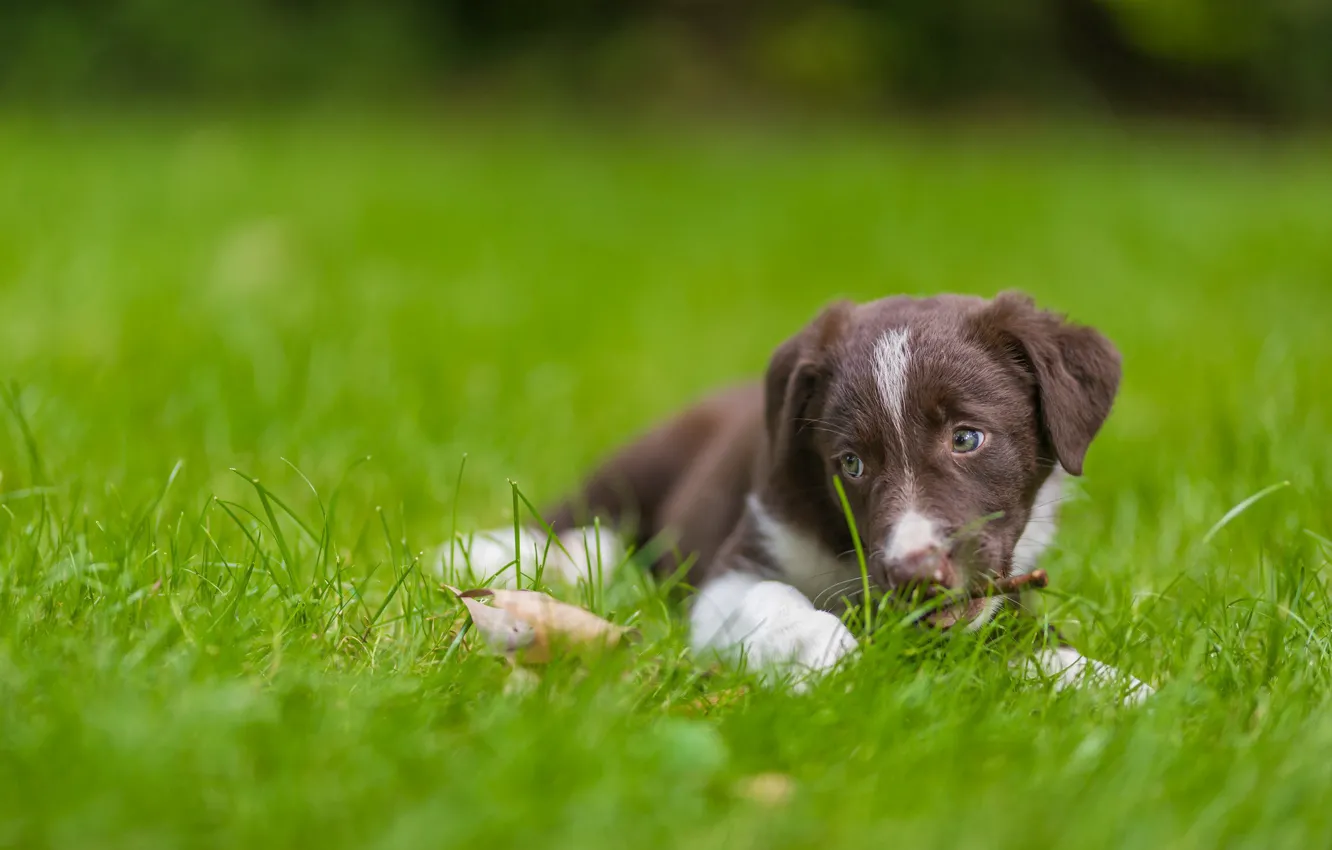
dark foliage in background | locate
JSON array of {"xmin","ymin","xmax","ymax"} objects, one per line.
[{"xmin": 2, "ymin": 0, "xmax": 1330, "ymax": 118}]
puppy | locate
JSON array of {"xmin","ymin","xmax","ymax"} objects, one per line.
[{"xmin": 456, "ymin": 292, "xmax": 1150, "ymax": 699}]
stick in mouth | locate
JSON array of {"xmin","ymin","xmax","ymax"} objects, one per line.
[{"xmin": 923, "ymin": 569, "xmax": 1049, "ymax": 601}]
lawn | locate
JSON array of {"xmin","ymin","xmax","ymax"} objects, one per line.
[{"xmin": 2, "ymin": 113, "xmax": 1332, "ymax": 849}]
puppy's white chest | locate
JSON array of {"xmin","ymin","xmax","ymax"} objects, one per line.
[{"xmin": 748, "ymin": 495, "xmax": 862, "ymax": 607}]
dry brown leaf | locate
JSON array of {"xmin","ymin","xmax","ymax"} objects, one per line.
[
  {"xmin": 446, "ymin": 585, "xmax": 634, "ymax": 664},
  {"xmin": 736, "ymin": 773, "xmax": 795, "ymax": 807},
  {"xmin": 454, "ymin": 592, "xmax": 537, "ymax": 655}
]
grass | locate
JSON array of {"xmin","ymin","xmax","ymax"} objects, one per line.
[{"xmin": 2, "ymin": 112, "xmax": 1332, "ymax": 849}]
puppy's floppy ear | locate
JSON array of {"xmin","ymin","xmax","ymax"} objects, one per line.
[
  {"xmin": 764, "ymin": 301, "xmax": 854, "ymax": 467},
  {"xmin": 980, "ymin": 291, "xmax": 1121, "ymax": 476}
]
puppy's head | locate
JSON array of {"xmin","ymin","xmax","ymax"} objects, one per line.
[{"xmin": 763, "ymin": 291, "xmax": 1120, "ymax": 623}]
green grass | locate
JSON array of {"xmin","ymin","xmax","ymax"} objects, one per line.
[{"xmin": 3, "ymin": 113, "xmax": 1332, "ymax": 849}]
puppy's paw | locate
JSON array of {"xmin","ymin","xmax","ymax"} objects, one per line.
[
  {"xmin": 691, "ymin": 575, "xmax": 859, "ymax": 687},
  {"xmin": 1022, "ymin": 647, "xmax": 1154, "ymax": 706},
  {"xmin": 794, "ymin": 610, "xmax": 860, "ymax": 671},
  {"xmin": 743, "ymin": 582, "xmax": 858, "ymax": 673},
  {"xmin": 548, "ymin": 525, "xmax": 624, "ymax": 586},
  {"xmin": 452, "ymin": 529, "xmax": 527, "ymax": 586},
  {"xmin": 437, "ymin": 525, "xmax": 623, "ymax": 589}
]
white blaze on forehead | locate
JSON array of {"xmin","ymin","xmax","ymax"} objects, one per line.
[
  {"xmin": 886, "ymin": 510, "xmax": 943, "ymax": 563},
  {"xmin": 872, "ymin": 328, "xmax": 912, "ymax": 435}
]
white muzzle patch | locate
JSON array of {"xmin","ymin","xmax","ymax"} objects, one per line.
[{"xmin": 886, "ymin": 510, "xmax": 945, "ymax": 576}]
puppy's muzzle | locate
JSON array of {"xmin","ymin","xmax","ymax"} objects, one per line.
[{"xmin": 881, "ymin": 542, "xmax": 960, "ymax": 593}]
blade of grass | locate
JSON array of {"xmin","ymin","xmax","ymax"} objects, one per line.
[
  {"xmin": 213, "ymin": 498, "xmax": 290, "ymax": 598},
  {"xmin": 211, "ymin": 546, "xmax": 259, "ymax": 629},
  {"xmin": 320, "ymin": 455, "xmax": 372, "ymax": 584},
  {"xmin": 448, "ymin": 454, "xmax": 467, "ymax": 577},
  {"xmin": 510, "ymin": 483, "xmax": 585, "ymax": 585},
  {"xmin": 232, "ymin": 471, "xmax": 306, "ymax": 590},
  {"xmin": 441, "ymin": 621, "xmax": 470, "ymax": 665},
  {"xmin": 510, "ymin": 480, "xmax": 523, "ymax": 589},
  {"xmin": 832, "ymin": 475, "xmax": 872, "ymax": 639},
  {"xmin": 1203, "ymin": 481, "xmax": 1291, "ymax": 544},
  {"xmin": 378, "ymin": 505, "xmax": 415, "ymax": 630},
  {"xmin": 364, "ymin": 555, "xmax": 418, "ymax": 637},
  {"xmin": 1, "ymin": 381, "xmax": 47, "ymax": 486}
]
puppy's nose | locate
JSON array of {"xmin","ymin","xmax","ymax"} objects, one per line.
[
  {"xmin": 884, "ymin": 511, "xmax": 957, "ymax": 589},
  {"xmin": 885, "ymin": 543, "xmax": 957, "ymax": 589}
]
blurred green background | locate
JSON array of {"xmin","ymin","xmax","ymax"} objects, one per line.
[
  {"xmin": 3, "ymin": 0, "xmax": 1332, "ymax": 119},
  {"xmin": 5, "ymin": 4, "xmax": 1332, "ymax": 849}
]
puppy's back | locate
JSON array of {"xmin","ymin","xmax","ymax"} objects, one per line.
[{"xmin": 545, "ymin": 384, "xmax": 765, "ymax": 575}]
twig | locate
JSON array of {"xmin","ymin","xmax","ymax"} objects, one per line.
[{"xmin": 924, "ymin": 569, "xmax": 1048, "ymax": 600}]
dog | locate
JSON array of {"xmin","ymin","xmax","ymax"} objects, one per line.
[{"xmin": 453, "ymin": 291, "xmax": 1151, "ymax": 700}]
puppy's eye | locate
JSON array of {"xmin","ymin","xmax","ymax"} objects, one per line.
[
  {"xmin": 951, "ymin": 428, "xmax": 985, "ymax": 454},
  {"xmin": 839, "ymin": 453, "xmax": 865, "ymax": 479}
]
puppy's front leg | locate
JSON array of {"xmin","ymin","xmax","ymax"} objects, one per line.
[
  {"xmin": 690, "ymin": 572, "xmax": 859, "ymax": 681},
  {"xmin": 1026, "ymin": 646, "xmax": 1155, "ymax": 705}
]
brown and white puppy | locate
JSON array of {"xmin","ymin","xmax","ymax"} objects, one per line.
[{"xmin": 457, "ymin": 292, "xmax": 1149, "ymax": 698}]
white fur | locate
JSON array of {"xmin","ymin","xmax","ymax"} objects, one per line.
[
  {"xmin": 955, "ymin": 471, "xmax": 1067, "ymax": 631},
  {"xmin": 440, "ymin": 524, "xmax": 623, "ymax": 588},
  {"xmin": 749, "ymin": 495, "xmax": 858, "ymax": 602},
  {"xmin": 872, "ymin": 328, "xmax": 912, "ymax": 435},
  {"xmin": 690, "ymin": 572, "xmax": 858, "ymax": 682},
  {"xmin": 965, "ymin": 597, "xmax": 1005, "ymax": 632},
  {"xmin": 886, "ymin": 510, "xmax": 943, "ymax": 571},
  {"xmin": 1012, "ymin": 467, "xmax": 1066, "ymax": 576},
  {"xmin": 1025, "ymin": 646, "xmax": 1154, "ymax": 706}
]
